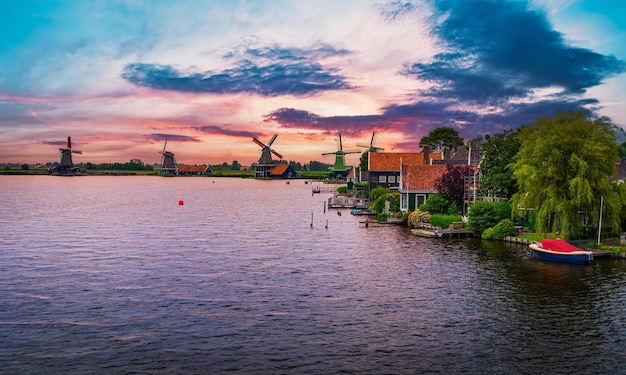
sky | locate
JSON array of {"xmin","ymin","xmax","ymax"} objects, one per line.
[{"xmin": 1, "ymin": 0, "xmax": 626, "ymax": 167}]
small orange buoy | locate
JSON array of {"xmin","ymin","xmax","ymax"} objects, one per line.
[{"xmin": 178, "ymin": 200, "xmax": 184, "ymax": 205}]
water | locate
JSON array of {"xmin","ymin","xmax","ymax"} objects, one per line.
[{"xmin": 1, "ymin": 176, "xmax": 626, "ymax": 374}]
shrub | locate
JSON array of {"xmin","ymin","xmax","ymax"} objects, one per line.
[
  {"xmin": 467, "ymin": 201, "xmax": 500, "ymax": 236},
  {"xmin": 336, "ymin": 186, "xmax": 347, "ymax": 194},
  {"xmin": 492, "ymin": 219, "xmax": 517, "ymax": 239},
  {"xmin": 430, "ymin": 214, "xmax": 462, "ymax": 229},
  {"xmin": 420, "ymin": 194, "xmax": 450, "ymax": 214},
  {"xmin": 482, "ymin": 227, "xmax": 495, "ymax": 240},
  {"xmin": 408, "ymin": 210, "xmax": 428, "ymax": 227},
  {"xmin": 370, "ymin": 186, "xmax": 390, "ymax": 201},
  {"xmin": 491, "ymin": 201, "xmax": 512, "ymax": 221}
]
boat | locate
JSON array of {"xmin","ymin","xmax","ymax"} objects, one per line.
[
  {"xmin": 410, "ymin": 228, "xmax": 443, "ymax": 238},
  {"xmin": 528, "ymin": 239, "xmax": 593, "ymax": 265}
]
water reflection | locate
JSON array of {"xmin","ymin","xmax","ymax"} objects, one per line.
[{"xmin": 1, "ymin": 176, "xmax": 625, "ymax": 374}]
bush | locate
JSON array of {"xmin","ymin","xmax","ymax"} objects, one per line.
[
  {"xmin": 467, "ymin": 201, "xmax": 500, "ymax": 236},
  {"xmin": 430, "ymin": 214, "xmax": 462, "ymax": 229},
  {"xmin": 492, "ymin": 219, "xmax": 517, "ymax": 239},
  {"xmin": 491, "ymin": 201, "xmax": 512, "ymax": 221},
  {"xmin": 482, "ymin": 227, "xmax": 495, "ymax": 240},
  {"xmin": 336, "ymin": 186, "xmax": 347, "ymax": 194},
  {"xmin": 420, "ymin": 194, "xmax": 451, "ymax": 214},
  {"xmin": 408, "ymin": 210, "xmax": 428, "ymax": 227},
  {"xmin": 370, "ymin": 186, "xmax": 390, "ymax": 201}
]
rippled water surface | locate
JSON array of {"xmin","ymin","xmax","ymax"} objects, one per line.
[{"xmin": 2, "ymin": 176, "xmax": 626, "ymax": 374}]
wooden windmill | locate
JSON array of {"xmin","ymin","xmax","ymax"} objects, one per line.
[
  {"xmin": 48, "ymin": 136, "xmax": 83, "ymax": 175},
  {"xmin": 158, "ymin": 139, "xmax": 178, "ymax": 176},
  {"xmin": 322, "ymin": 133, "xmax": 360, "ymax": 179},
  {"xmin": 357, "ymin": 131, "xmax": 384, "ymax": 152},
  {"xmin": 252, "ymin": 134, "xmax": 284, "ymax": 178}
]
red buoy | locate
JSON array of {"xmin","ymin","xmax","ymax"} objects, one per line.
[{"xmin": 178, "ymin": 200, "xmax": 184, "ymax": 205}]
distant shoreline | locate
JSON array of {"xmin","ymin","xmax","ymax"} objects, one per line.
[{"xmin": 0, "ymin": 168, "xmax": 330, "ymax": 179}]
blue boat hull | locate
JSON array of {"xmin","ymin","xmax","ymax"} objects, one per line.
[{"xmin": 529, "ymin": 244, "xmax": 593, "ymax": 265}]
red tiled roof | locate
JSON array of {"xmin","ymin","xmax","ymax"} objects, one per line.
[
  {"xmin": 346, "ymin": 167, "xmax": 355, "ymax": 179},
  {"xmin": 177, "ymin": 165, "xmax": 209, "ymax": 173},
  {"xmin": 402, "ymin": 164, "xmax": 449, "ymax": 191},
  {"xmin": 369, "ymin": 152, "xmax": 443, "ymax": 171},
  {"xmin": 269, "ymin": 163, "xmax": 289, "ymax": 175}
]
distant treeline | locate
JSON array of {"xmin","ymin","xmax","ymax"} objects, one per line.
[
  {"xmin": 82, "ymin": 159, "xmax": 154, "ymax": 171},
  {"xmin": 210, "ymin": 160, "xmax": 332, "ymax": 171}
]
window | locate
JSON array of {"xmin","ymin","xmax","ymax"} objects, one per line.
[
  {"xmin": 401, "ymin": 193, "xmax": 408, "ymax": 210},
  {"xmin": 388, "ymin": 175, "xmax": 396, "ymax": 183},
  {"xmin": 417, "ymin": 194, "xmax": 427, "ymax": 208},
  {"xmin": 378, "ymin": 176, "xmax": 387, "ymax": 183}
]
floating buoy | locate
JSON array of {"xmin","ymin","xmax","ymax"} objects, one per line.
[
  {"xmin": 178, "ymin": 200, "xmax": 184, "ymax": 205},
  {"xmin": 212, "ymin": 181, "xmax": 215, "ymax": 184}
]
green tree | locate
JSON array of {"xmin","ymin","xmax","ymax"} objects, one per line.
[
  {"xmin": 370, "ymin": 185, "xmax": 390, "ymax": 201},
  {"xmin": 511, "ymin": 109, "xmax": 622, "ymax": 239},
  {"xmin": 419, "ymin": 127, "xmax": 464, "ymax": 152},
  {"xmin": 478, "ymin": 130, "xmax": 520, "ymax": 198},
  {"xmin": 359, "ymin": 150, "xmax": 369, "ymax": 172},
  {"xmin": 21, "ymin": 164, "xmax": 29, "ymax": 170}
]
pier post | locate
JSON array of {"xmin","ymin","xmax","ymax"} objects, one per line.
[{"xmin": 310, "ymin": 212, "xmax": 313, "ymax": 228}]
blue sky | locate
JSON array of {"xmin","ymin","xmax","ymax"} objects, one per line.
[{"xmin": 1, "ymin": 0, "xmax": 625, "ymax": 165}]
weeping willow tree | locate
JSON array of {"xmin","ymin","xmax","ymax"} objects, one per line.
[{"xmin": 511, "ymin": 109, "xmax": 623, "ymax": 240}]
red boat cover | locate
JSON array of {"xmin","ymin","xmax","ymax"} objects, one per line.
[{"xmin": 540, "ymin": 239, "xmax": 583, "ymax": 253}]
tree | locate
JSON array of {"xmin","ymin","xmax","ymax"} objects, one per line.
[
  {"xmin": 511, "ymin": 109, "xmax": 621, "ymax": 239},
  {"xmin": 478, "ymin": 130, "xmax": 520, "ymax": 198},
  {"xmin": 359, "ymin": 150, "xmax": 369, "ymax": 172},
  {"xmin": 435, "ymin": 165, "xmax": 474, "ymax": 208},
  {"xmin": 21, "ymin": 164, "xmax": 29, "ymax": 170},
  {"xmin": 419, "ymin": 127, "xmax": 464, "ymax": 152}
]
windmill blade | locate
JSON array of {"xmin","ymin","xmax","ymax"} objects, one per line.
[
  {"xmin": 271, "ymin": 149, "xmax": 283, "ymax": 159},
  {"xmin": 73, "ymin": 150, "xmax": 82, "ymax": 154},
  {"xmin": 160, "ymin": 139, "xmax": 167, "ymax": 155},
  {"xmin": 339, "ymin": 134, "xmax": 343, "ymax": 151},
  {"xmin": 356, "ymin": 143, "xmax": 370, "ymax": 148},
  {"xmin": 267, "ymin": 134, "xmax": 278, "ymax": 146},
  {"xmin": 252, "ymin": 137, "xmax": 266, "ymax": 148},
  {"xmin": 67, "ymin": 137, "xmax": 72, "ymax": 149},
  {"xmin": 370, "ymin": 131, "xmax": 376, "ymax": 147}
]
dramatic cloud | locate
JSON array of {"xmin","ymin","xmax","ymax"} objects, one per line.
[
  {"xmin": 122, "ymin": 44, "xmax": 353, "ymax": 96},
  {"xmin": 404, "ymin": 0, "xmax": 626, "ymax": 104},
  {"xmin": 146, "ymin": 133, "xmax": 201, "ymax": 143},
  {"xmin": 196, "ymin": 125, "xmax": 257, "ymax": 138}
]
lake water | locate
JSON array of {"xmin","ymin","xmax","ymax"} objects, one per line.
[{"xmin": 1, "ymin": 176, "xmax": 626, "ymax": 374}]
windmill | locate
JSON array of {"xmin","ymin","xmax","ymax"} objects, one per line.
[
  {"xmin": 357, "ymin": 131, "xmax": 384, "ymax": 152},
  {"xmin": 158, "ymin": 139, "xmax": 178, "ymax": 176},
  {"xmin": 49, "ymin": 136, "xmax": 83, "ymax": 175},
  {"xmin": 322, "ymin": 133, "xmax": 360, "ymax": 179},
  {"xmin": 252, "ymin": 134, "xmax": 284, "ymax": 178},
  {"xmin": 356, "ymin": 131, "xmax": 384, "ymax": 183}
]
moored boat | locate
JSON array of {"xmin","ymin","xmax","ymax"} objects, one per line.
[
  {"xmin": 410, "ymin": 228, "xmax": 443, "ymax": 238},
  {"xmin": 528, "ymin": 239, "xmax": 593, "ymax": 264}
]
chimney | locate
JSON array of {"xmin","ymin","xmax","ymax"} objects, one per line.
[
  {"xmin": 423, "ymin": 146, "xmax": 429, "ymax": 165},
  {"xmin": 445, "ymin": 147, "xmax": 451, "ymax": 165}
]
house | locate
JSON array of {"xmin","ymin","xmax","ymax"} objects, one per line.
[
  {"xmin": 400, "ymin": 164, "xmax": 449, "ymax": 211},
  {"xmin": 176, "ymin": 165, "xmax": 212, "ymax": 176},
  {"xmin": 432, "ymin": 146, "xmax": 482, "ymax": 166},
  {"xmin": 266, "ymin": 163, "xmax": 297, "ymax": 179},
  {"xmin": 368, "ymin": 152, "xmax": 444, "ymax": 191}
]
